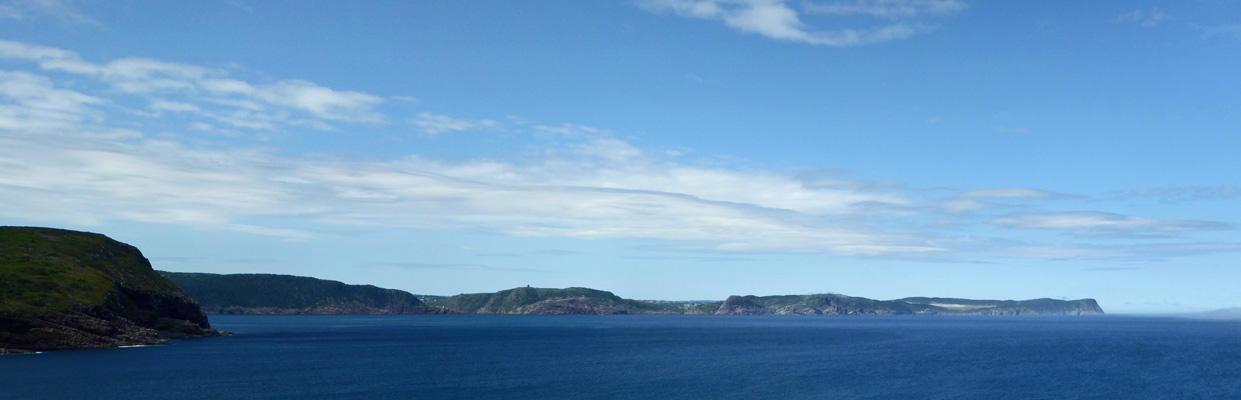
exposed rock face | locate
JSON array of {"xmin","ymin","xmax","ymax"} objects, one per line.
[{"xmin": 1, "ymin": 227, "xmax": 227, "ymax": 354}]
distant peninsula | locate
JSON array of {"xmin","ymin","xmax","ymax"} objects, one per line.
[
  {"xmin": 160, "ymin": 271, "xmax": 1103, "ymax": 316},
  {"xmin": 429, "ymin": 286, "xmax": 686, "ymax": 315},
  {"xmin": 0, "ymin": 227, "xmax": 226, "ymax": 354},
  {"xmin": 427, "ymin": 288, "xmax": 1103, "ymax": 316},
  {"xmin": 710, "ymin": 294, "xmax": 1103, "ymax": 316},
  {"xmin": 159, "ymin": 272, "xmax": 449, "ymax": 315}
]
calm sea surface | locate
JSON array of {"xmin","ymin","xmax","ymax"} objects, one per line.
[{"xmin": 3, "ymin": 315, "xmax": 1241, "ymax": 399}]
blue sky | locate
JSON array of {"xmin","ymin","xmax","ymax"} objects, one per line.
[{"xmin": 1, "ymin": 1, "xmax": 1239, "ymax": 313}]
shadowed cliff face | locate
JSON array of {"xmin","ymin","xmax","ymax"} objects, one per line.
[{"xmin": 0, "ymin": 227, "xmax": 227, "ymax": 354}]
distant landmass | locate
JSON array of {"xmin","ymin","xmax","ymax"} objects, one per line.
[
  {"xmin": 159, "ymin": 272, "xmax": 448, "ymax": 315},
  {"xmin": 712, "ymin": 294, "xmax": 1103, "ymax": 316},
  {"xmin": 0, "ymin": 227, "xmax": 226, "ymax": 354},
  {"xmin": 160, "ymin": 271, "xmax": 1104, "ymax": 316},
  {"xmin": 429, "ymin": 286, "xmax": 681, "ymax": 314},
  {"xmin": 427, "ymin": 287, "xmax": 1102, "ymax": 316}
]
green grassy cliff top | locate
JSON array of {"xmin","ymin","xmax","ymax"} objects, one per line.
[{"xmin": 1, "ymin": 227, "xmax": 186, "ymax": 316}]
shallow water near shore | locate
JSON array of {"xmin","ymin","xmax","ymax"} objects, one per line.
[{"xmin": 3, "ymin": 315, "xmax": 1240, "ymax": 399}]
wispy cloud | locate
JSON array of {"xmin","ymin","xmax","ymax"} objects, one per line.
[
  {"xmin": 0, "ymin": 70, "xmax": 102, "ymax": 133},
  {"xmin": 360, "ymin": 262, "xmax": 546, "ymax": 273},
  {"xmin": 0, "ymin": 0, "xmax": 99, "ymax": 25},
  {"xmin": 939, "ymin": 198, "xmax": 992, "ymax": 214},
  {"xmin": 0, "ymin": 129, "xmax": 939, "ymax": 254},
  {"xmin": 1083, "ymin": 266, "xmax": 1142, "ymax": 272},
  {"xmin": 411, "ymin": 112, "xmax": 497, "ymax": 135},
  {"xmin": 0, "ymin": 39, "xmax": 388, "ymax": 132},
  {"xmin": 803, "ymin": 0, "xmax": 966, "ymax": 19},
  {"xmin": 149, "ymin": 99, "xmax": 201, "ymax": 113},
  {"xmin": 957, "ymin": 188, "xmax": 1075, "ymax": 199},
  {"xmin": 1116, "ymin": 7, "xmax": 1170, "ymax": 28},
  {"xmin": 992, "ymin": 211, "xmax": 1232, "ymax": 236},
  {"xmin": 996, "ymin": 242, "xmax": 1241, "ymax": 261},
  {"xmin": 533, "ymin": 123, "xmax": 605, "ymax": 138},
  {"xmin": 637, "ymin": 0, "xmax": 964, "ymax": 47},
  {"xmin": 1107, "ymin": 185, "xmax": 1240, "ymax": 203},
  {"xmin": 1193, "ymin": 23, "xmax": 1241, "ymax": 41},
  {"xmin": 2, "ymin": 39, "xmax": 1236, "ymax": 261},
  {"xmin": 940, "ymin": 188, "xmax": 1075, "ymax": 214},
  {"xmin": 248, "ymin": 80, "xmax": 385, "ymax": 123}
]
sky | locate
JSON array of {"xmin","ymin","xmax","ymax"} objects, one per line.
[{"xmin": 1, "ymin": 1, "xmax": 1239, "ymax": 313}]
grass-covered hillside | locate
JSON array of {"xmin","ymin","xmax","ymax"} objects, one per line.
[
  {"xmin": 1, "ymin": 227, "xmax": 224, "ymax": 354},
  {"xmin": 159, "ymin": 272, "xmax": 447, "ymax": 314}
]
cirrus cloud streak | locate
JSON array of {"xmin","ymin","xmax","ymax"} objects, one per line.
[
  {"xmin": 0, "ymin": 39, "xmax": 1235, "ymax": 261},
  {"xmin": 637, "ymin": 0, "xmax": 964, "ymax": 47}
]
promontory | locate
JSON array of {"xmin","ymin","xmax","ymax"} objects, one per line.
[{"xmin": 0, "ymin": 227, "xmax": 226, "ymax": 354}]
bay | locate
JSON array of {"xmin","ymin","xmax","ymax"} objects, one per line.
[{"xmin": 3, "ymin": 315, "xmax": 1241, "ymax": 399}]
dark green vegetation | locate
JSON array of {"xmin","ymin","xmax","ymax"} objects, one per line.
[
  {"xmin": 714, "ymin": 294, "xmax": 1104, "ymax": 315},
  {"xmin": 159, "ymin": 272, "xmax": 448, "ymax": 315},
  {"xmin": 429, "ymin": 286, "xmax": 684, "ymax": 314},
  {"xmin": 0, "ymin": 227, "xmax": 225, "ymax": 354}
]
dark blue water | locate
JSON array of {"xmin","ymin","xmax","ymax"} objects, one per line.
[{"xmin": 3, "ymin": 315, "xmax": 1241, "ymax": 399}]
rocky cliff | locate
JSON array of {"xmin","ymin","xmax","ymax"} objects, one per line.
[{"xmin": 0, "ymin": 227, "xmax": 226, "ymax": 354}]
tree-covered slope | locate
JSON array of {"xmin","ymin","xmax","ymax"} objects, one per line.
[
  {"xmin": 1, "ymin": 227, "xmax": 225, "ymax": 354},
  {"xmin": 159, "ymin": 272, "xmax": 447, "ymax": 314},
  {"xmin": 430, "ymin": 287, "xmax": 681, "ymax": 315}
]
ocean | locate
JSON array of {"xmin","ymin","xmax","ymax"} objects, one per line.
[{"xmin": 3, "ymin": 315, "xmax": 1240, "ymax": 399}]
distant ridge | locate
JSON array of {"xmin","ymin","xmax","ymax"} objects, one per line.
[
  {"xmin": 159, "ymin": 272, "xmax": 449, "ymax": 315},
  {"xmin": 159, "ymin": 271, "xmax": 1104, "ymax": 316},
  {"xmin": 712, "ymin": 294, "xmax": 1104, "ymax": 316},
  {"xmin": 429, "ymin": 287, "xmax": 1103, "ymax": 316},
  {"xmin": 430, "ymin": 286, "xmax": 679, "ymax": 315}
]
